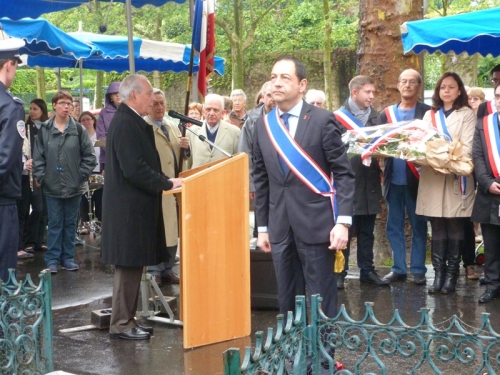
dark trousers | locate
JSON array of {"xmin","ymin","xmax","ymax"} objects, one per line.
[
  {"xmin": 271, "ymin": 229, "xmax": 338, "ymax": 318},
  {"xmin": 343, "ymin": 214, "xmax": 376, "ymax": 276},
  {"xmin": 462, "ymin": 220, "xmax": 476, "ymax": 267},
  {"xmin": 482, "ymin": 223, "xmax": 500, "ymax": 291},
  {"xmin": 25, "ymin": 189, "xmax": 48, "ymax": 248},
  {"xmin": 16, "ymin": 175, "xmax": 31, "ymax": 250},
  {"xmin": 0, "ymin": 203, "xmax": 19, "ymax": 283},
  {"xmin": 110, "ymin": 266, "xmax": 143, "ymax": 334}
]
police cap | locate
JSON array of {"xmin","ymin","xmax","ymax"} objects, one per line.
[{"xmin": 0, "ymin": 23, "xmax": 25, "ymax": 63}]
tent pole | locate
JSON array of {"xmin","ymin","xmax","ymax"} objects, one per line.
[
  {"xmin": 79, "ymin": 59, "xmax": 83, "ymax": 111},
  {"xmin": 126, "ymin": 0, "xmax": 135, "ymax": 74}
]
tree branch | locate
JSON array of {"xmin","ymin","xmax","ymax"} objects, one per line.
[{"xmin": 215, "ymin": 18, "xmax": 236, "ymax": 45}]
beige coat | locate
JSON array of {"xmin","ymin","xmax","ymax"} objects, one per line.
[
  {"xmin": 187, "ymin": 120, "xmax": 240, "ymax": 169},
  {"xmin": 416, "ymin": 106, "xmax": 476, "ymax": 218},
  {"xmin": 145, "ymin": 116, "xmax": 184, "ymax": 247}
]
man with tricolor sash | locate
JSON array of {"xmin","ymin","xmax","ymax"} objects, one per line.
[
  {"xmin": 333, "ymin": 75, "xmax": 387, "ymax": 287},
  {"xmin": 471, "ymin": 84, "xmax": 500, "ymax": 304},
  {"xmin": 379, "ymin": 69, "xmax": 430, "ymax": 286},
  {"xmin": 253, "ymin": 56, "xmax": 355, "ymax": 322},
  {"xmin": 476, "ymin": 64, "xmax": 500, "ymax": 120}
]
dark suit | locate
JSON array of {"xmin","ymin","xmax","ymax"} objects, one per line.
[
  {"xmin": 476, "ymin": 101, "xmax": 493, "ymax": 121},
  {"xmin": 333, "ymin": 99, "xmax": 381, "ymax": 275},
  {"xmin": 101, "ymin": 103, "xmax": 173, "ymax": 334},
  {"xmin": 380, "ymin": 102, "xmax": 430, "ymax": 276},
  {"xmin": 253, "ymin": 100, "xmax": 354, "ymax": 317},
  {"xmin": 471, "ymin": 115, "xmax": 500, "ymax": 290}
]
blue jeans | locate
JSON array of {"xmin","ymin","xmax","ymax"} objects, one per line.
[
  {"xmin": 386, "ymin": 184, "xmax": 427, "ymax": 275},
  {"xmin": 45, "ymin": 195, "xmax": 81, "ymax": 266}
]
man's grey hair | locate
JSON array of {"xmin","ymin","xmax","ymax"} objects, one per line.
[
  {"xmin": 261, "ymin": 81, "xmax": 272, "ymax": 94},
  {"xmin": 119, "ymin": 74, "xmax": 148, "ymax": 101},
  {"xmin": 305, "ymin": 89, "xmax": 326, "ymax": 103},
  {"xmin": 230, "ymin": 89, "xmax": 247, "ymax": 101},
  {"xmin": 204, "ymin": 93, "xmax": 224, "ymax": 109},
  {"xmin": 152, "ymin": 88, "xmax": 165, "ymax": 97}
]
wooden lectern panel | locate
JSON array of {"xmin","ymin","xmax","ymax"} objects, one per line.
[{"xmin": 181, "ymin": 153, "xmax": 250, "ymax": 348}]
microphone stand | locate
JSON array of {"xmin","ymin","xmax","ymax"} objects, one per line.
[{"xmin": 178, "ymin": 121, "xmax": 233, "ymax": 158}]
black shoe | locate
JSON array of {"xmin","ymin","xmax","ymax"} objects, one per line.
[
  {"xmin": 478, "ymin": 289, "xmax": 499, "ymax": 304},
  {"xmin": 109, "ymin": 327, "xmax": 150, "ymax": 340},
  {"xmin": 137, "ymin": 324, "xmax": 154, "ymax": 334},
  {"xmin": 413, "ymin": 274, "xmax": 426, "ymax": 285},
  {"xmin": 383, "ymin": 272, "xmax": 407, "ymax": 282},
  {"xmin": 360, "ymin": 271, "xmax": 390, "ymax": 286},
  {"xmin": 337, "ymin": 271, "xmax": 347, "ymax": 289},
  {"xmin": 479, "ymin": 274, "xmax": 486, "ymax": 285}
]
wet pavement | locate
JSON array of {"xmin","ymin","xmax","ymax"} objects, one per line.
[{"xmin": 14, "ymin": 233, "xmax": 500, "ymax": 375}]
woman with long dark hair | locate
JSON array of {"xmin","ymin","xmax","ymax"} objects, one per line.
[
  {"xmin": 416, "ymin": 72, "xmax": 476, "ymax": 294},
  {"xmin": 21, "ymin": 99, "xmax": 49, "ymax": 256}
]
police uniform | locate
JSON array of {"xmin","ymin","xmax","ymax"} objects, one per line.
[{"xmin": 0, "ymin": 26, "xmax": 26, "ymax": 283}]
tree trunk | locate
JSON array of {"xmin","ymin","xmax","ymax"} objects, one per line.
[
  {"xmin": 358, "ymin": 0, "xmax": 425, "ymax": 265},
  {"xmin": 322, "ymin": 0, "xmax": 333, "ymax": 111},
  {"xmin": 95, "ymin": 71, "xmax": 103, "ymax": 109},
  {"xmin": 358, "ymin": 0, "xmax": 425, "ymax": 111},
  {"xmin": 231, "ymin": 0, "xmax": 244, "ymax": 89},
  {"xmin": 36, "ymin": 67, "xmax": 46, "ymax": 102},
  {"xmin": 442, "ymin": 52, "xmax": 478, "ymax": 87}
]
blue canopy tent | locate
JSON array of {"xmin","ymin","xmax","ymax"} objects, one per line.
[
  {"xmin": 21, "ymin": 32, "xmax": 225, "ymax": 75},
  {"xmin": 401, "ymin": 7, "xmax": 500, "ymax": 56},
  {"xmin": 0, "ymin": 18, "xmax": 94, "ymax": 59}
]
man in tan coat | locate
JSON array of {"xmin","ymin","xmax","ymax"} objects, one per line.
[
  {"xmin": 145, "ymin": 89, "xmax": 189, "ymax": 286},
  {"xmin": 187, "ymin": 93, "xmax": 240, "ymax": 169}
]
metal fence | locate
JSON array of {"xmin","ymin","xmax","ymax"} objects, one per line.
[
  {"xmin": 224, "ymin": 294, "xmax": 500, "ymax": 375},
  {"xmin": 0, "ymin": 269, "xmax": 54, "ymax": 375}
]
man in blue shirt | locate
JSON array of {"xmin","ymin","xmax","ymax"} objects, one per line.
[{"xmin": 380, "ymin": 69, "xmax": 430, "ymax": 285}]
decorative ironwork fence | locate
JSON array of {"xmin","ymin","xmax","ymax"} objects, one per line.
[
  {"xmin": 224, "ymin": 294, "xmax": 500, "ymax": 375},
  {"xmin": 0, "ymin": 270, "xmax": 54, "ymax": 375}
]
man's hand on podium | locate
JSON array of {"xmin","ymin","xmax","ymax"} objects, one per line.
[{"xmin": 170, "ymin": 178, "xmax": 183, "ymax": 189}]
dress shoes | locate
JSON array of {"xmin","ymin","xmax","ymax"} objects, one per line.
[
  {"xmin": 337, "ymin": 271, "xmax": 347, "ymax": 289},
  {"xmin": 137, "ymin": 324, "xmax": 154, "ymax": 334},
  {"xmin": 163, "ymin": 273, "xmax": 180, "ymax": 284},
  {"xmin": 382, "ymin": 272, "xmax": 407, "ymax": 283},
  {"xmin": 478, "ymin": 289, "xmax": 499, "ymax": 304},
  {"xmin": 413, "ymin": 274, "xmax": 426, "ymax": 285},
  {"xmin": 360, "ymin": 271, "xmax": 390, "ymax": 286},
  {"xmin": 109, "ymin": 327, "xmax": 150, "ymax": 340}
]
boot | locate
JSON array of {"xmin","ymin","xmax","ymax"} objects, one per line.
[
  {"xmin": 428, "ymin": 239, "xmax": 447, "ymax": 294},
  {"xmin": 441, "ymin": 239, "xmax": 463, "ymax": 294}
]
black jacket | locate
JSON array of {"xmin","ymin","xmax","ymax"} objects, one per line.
[
  {"xmin": 380, "ymin": 101, "xmax": 431, "ymax": 201},
  {"xmin": 101, "ymin": 103, "xmax": 174, "ymax": 267},
  {"xmin": 0, "ymin": 82, "xmax": 24, "ymax": 201},
  {"xmin": 334, "ymin": 99, "xmax": 382, "ymax": 216},
  {"xmin": 471, "ymin": 114, "xmax": 500, "ymax": 225}
]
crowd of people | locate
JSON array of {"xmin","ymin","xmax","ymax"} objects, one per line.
[{"xmin": 2, "ymin": 29, "xmax": 500, "ymax": 345}]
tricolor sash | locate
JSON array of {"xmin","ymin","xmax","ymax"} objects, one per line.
[
  {"xmin": 483, "ymin": 113, "xmax": 500, "ymax": 178},
  {"xmin": 486, "ymin": 99, "xmax": 495, "ymax": 115},
  {"xmin": 430, "ymin": 108, "xmax": 467, "ymax": 199},
  {"xmin": 264, "ymin": 108, "xmax": 338, "ymax": 220},
  {"xmin": 383, "ymin": 105, "xmax": 420, "ymax": 179},
  {"xmin": 334, "ymin": 108, "xmax": 368, "ymax": 138}
]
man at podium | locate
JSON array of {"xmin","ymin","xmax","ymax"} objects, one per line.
[{"xmin": 253, "ymin": 56, "xmax": 355, "ymax": 319}]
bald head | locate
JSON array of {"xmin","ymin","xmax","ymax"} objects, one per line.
[{"xmin": 397, "ymin": 69, "xmax": 422, "ymax": 102}]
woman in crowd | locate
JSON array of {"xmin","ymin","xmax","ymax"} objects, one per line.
[
  {"xmin": 416, "ymin": 72, "xmax": 476, "ymax": 294},
  {"xmin": 96, "ymin": 82, "xmax": 121, "ymax": 171},
  {"xmin": 33, "ymin": 91, "xmax": 97, "ymax": 273},
  {"xmin": 21, "ymin": 99, "xmax": 49, "ymax": 256},
  {"xmin": 467, "ymin": 87, "xmax": 486, "ymax": 115},
  {"xmin": 472, "ymin": 83, "xmax": 500, "ymax": 303},
  {"xmin": 78, "ymin": 111, "xmax": 103, "ymax": 232},
  {"xmin": 188, "ymin": 102, "xmax": 203, "ymax": 121}
]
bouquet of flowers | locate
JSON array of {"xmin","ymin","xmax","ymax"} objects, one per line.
[{"xmin": 343, "ymin": 120, "xmax": 449, "ymax": 163}]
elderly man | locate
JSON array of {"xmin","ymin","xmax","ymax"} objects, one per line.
[
  {"xmin": 379, "ymin": 69, "xmax": 430, "ymax": 285},
  {"xmin": 254, "ymin": 56, "xmax": 355, "ymax": 320},
  {"xmin": 229, "ymin": 89, "xmax": 248, "ymax": 128},
  {"xmin": 101, "ymin": 74, "xmax": 182, "ymax": 341},
  {"xmin": 145, "ymin": 88, "xmax": 189, "ymax": 286},
  {"xmin": 188, "ymin": 93, "xmax": 240, "ymax": 169},
  {"xmin": 333, "ymin": 75, "xmax": 387, "ymax": 288},
  {"xmin": 305, "ymin": 89, "xmax": 326, "ymax": 108},
  {"xmin": 0, "ymin": 30, "xmax": 25, "ymax": 282}
]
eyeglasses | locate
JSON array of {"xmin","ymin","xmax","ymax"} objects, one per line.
[
  {"xmin": 468, "ymin": 97, "xmax": 481, "ymax": 102},
  {"xmin": 57, "ymin": 101, "xmax": 73, "ymax": 107},
  {"xmin": 309, "ymin": 101, "xmax": 324, "ymax": 106},
  {"xmin": 399, "ymin": 80, "xmax": 419, "ymax": 86},
  {"xmin": 231, "ymin": 98, "xmax": 245, "ymax": 103},
  {"xmin": 491, "ymin": 78, "xmax": 500, "ymax": 84}
]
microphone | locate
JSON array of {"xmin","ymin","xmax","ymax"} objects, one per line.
[{"xmin": 167, "ymin": 110, "xmax": 203, "ymax": 126}]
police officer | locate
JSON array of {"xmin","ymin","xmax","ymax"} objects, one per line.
[{"xmin": 0, "ymin": 26, "xmax": 26, "ymax": 283}]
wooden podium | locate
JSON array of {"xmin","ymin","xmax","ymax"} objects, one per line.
[{"xmin": 165, "ymin": 153, "xmax": 251, "ymax": 348}]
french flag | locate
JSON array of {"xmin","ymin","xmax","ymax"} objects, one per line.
[{"xmin": 192, "ymin": 0, "xmax": 215, "ymax": 101}]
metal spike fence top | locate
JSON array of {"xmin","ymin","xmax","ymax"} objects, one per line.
[
  {"xmin": 224, "ymin": 294, "xmax": 500, "ymax": 375},
  {"xmin": 0, "ymin": 269, "xmax": 54, "ymax": 375}
]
